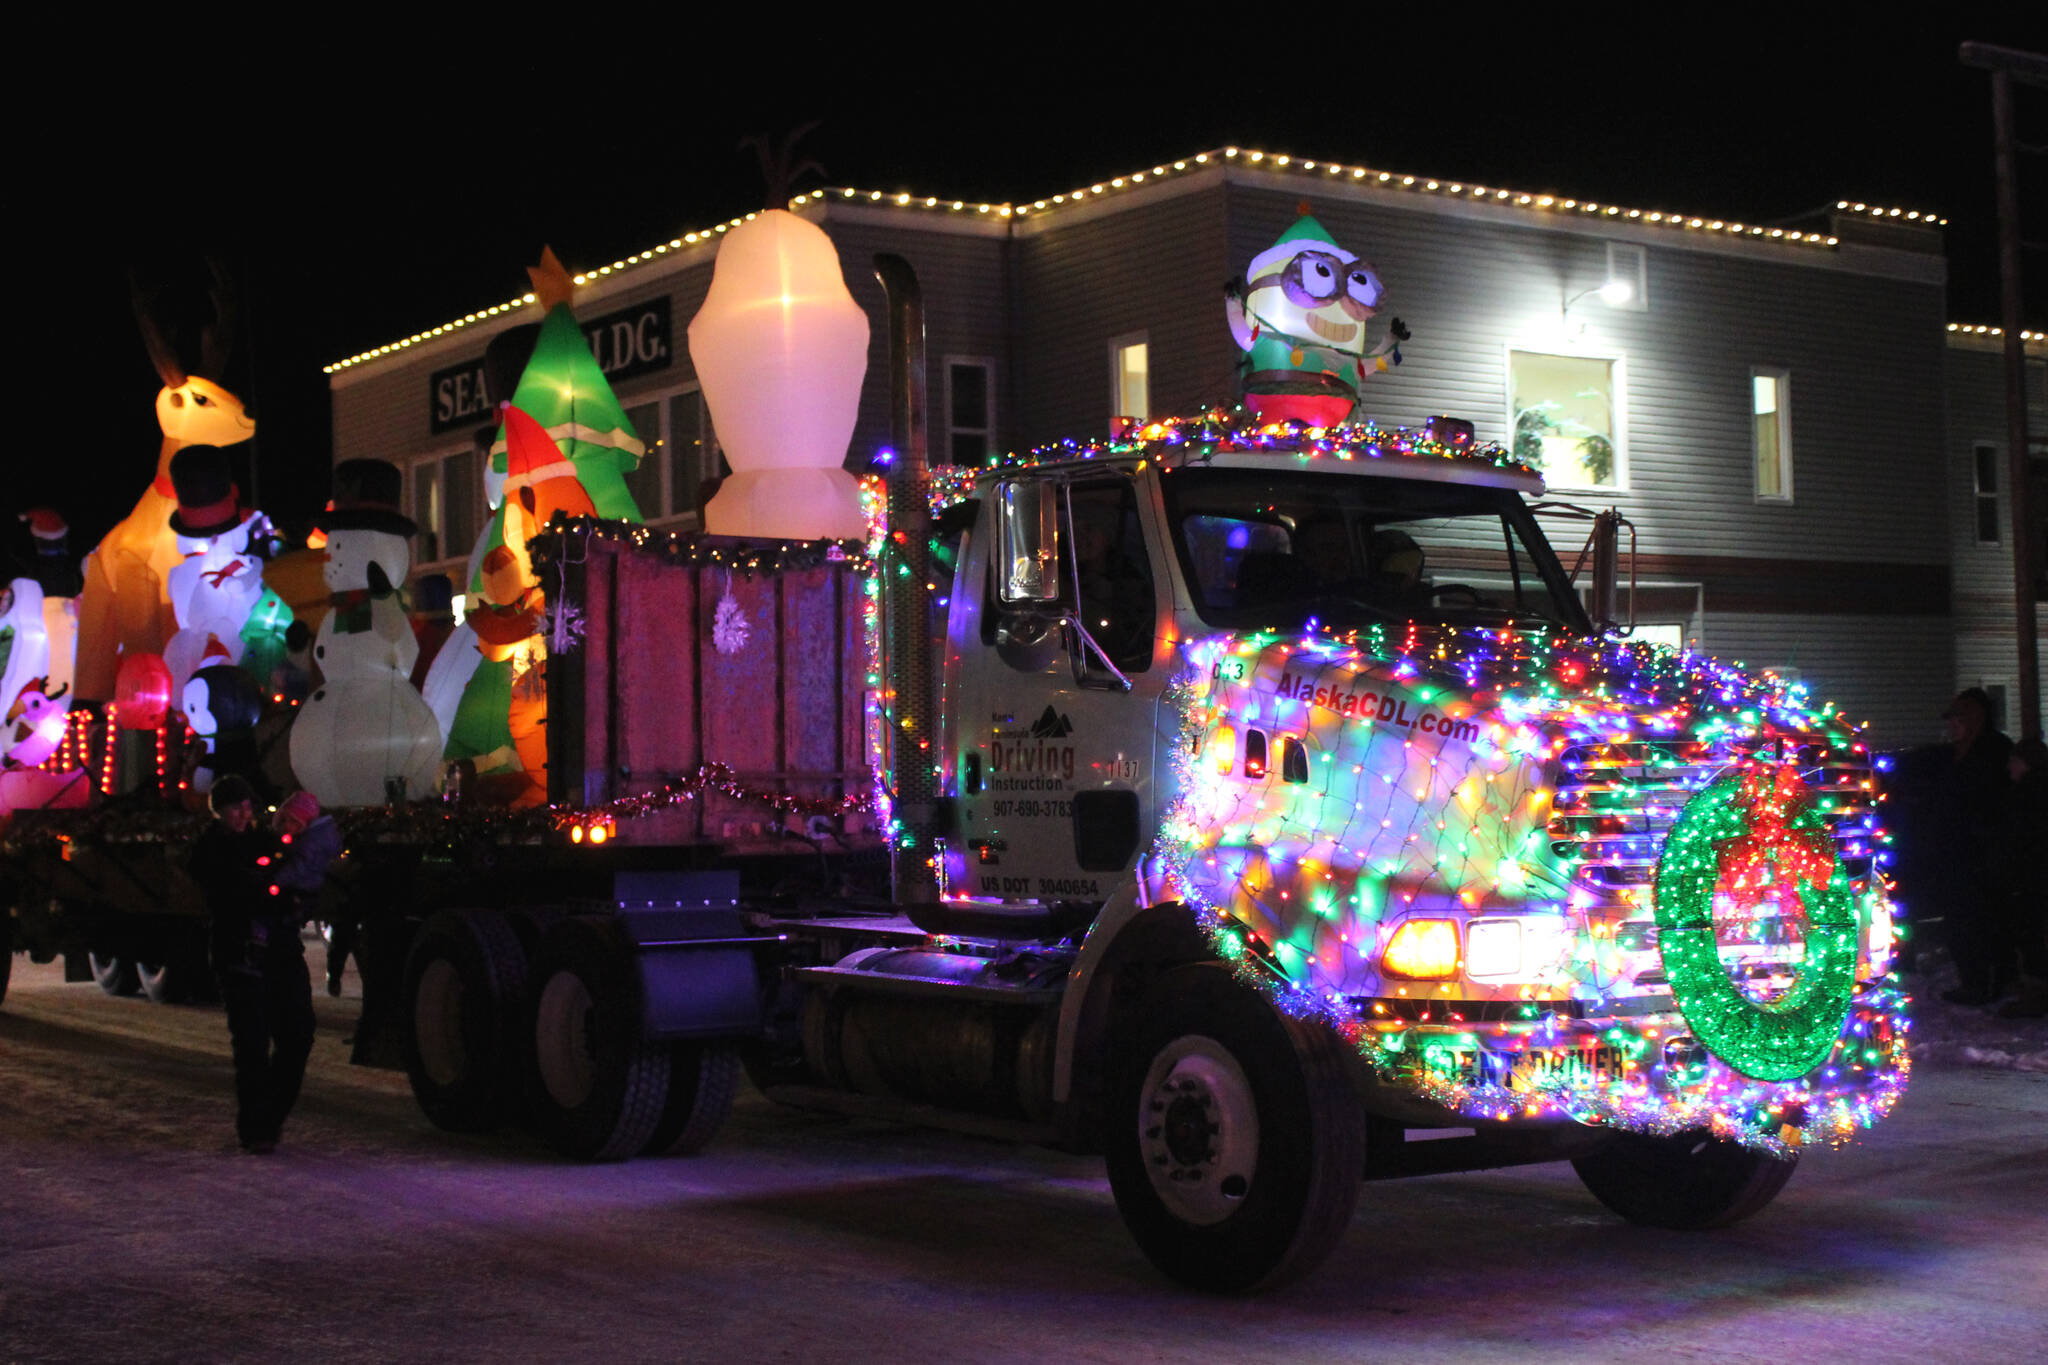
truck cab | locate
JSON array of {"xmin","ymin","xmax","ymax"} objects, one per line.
[{"xmin": 941, "ymin": 420, "xmax": 1588, "ymax": 907}]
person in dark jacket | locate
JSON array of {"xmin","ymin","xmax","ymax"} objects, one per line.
[
  {"xmin": 1937, "ymin": 688, "xmax": 2015, "ymax": 1005},
  {"xmin": 1994, "ymin": 737, "xmax": 2048, "ymax": 1018},
  {"xmin": 187, "ymin": 774, "xmax": 315, "ymax": 1153}
]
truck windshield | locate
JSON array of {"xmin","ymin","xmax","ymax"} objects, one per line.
[{"xmin": 1160, "ymin": 466, "xmax": 1590, "ymax": 634}]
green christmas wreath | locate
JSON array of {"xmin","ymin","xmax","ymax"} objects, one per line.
[{"xmin": 1652, "ymin": 764, "xmax": 1859, "ymax": 1081}]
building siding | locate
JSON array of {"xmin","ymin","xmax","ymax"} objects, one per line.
[
  {"xmin": 1944, "ymin": 341, "xmax": 2047, "ymax": 735},
  {"xmin": 327, "ymin": 167, "xmax": 1982, "ymax": 748}
]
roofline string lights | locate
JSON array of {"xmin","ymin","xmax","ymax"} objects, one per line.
[
  {"xmin": 331, "ymin": 146, "xmax": 1895, "ymax": 375},
  {"xmin": 1947, "ymin": 322, "xmax": 2047, "ymax": 344}
]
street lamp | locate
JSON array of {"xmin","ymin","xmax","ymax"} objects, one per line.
[
  {"xmin": 1564, "ymin": 277, "xmax": 1635, "ymax": 317},
  {"xmin": 1562, "ymin": 277, "xmax": 1635, "ymax": 337}
]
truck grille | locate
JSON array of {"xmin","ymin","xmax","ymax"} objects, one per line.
[{"xmin": 1546, "ymin": 739, "xmax": 1880, "ymax": 891}]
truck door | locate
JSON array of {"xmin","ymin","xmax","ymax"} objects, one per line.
[{"xmin": 952, "ymin": 477, "xmax": 1164, "ymax": 905}]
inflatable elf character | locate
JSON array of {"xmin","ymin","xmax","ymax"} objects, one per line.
[{"xmin": 1224, "ymin": 204, "xmax": 1408, "ymax": 427}]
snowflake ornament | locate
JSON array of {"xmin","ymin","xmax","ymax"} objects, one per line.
[
  {"xmin": 545, "ymin": 598, "xmax": 586, "ymax": 656},
  {"xmin": 713, "ymin": 586, "xmax": 750, "ymax": 655}
]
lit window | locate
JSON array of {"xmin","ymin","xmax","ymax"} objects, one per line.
[
  {"xmin": 409, "ymin": 447, "xmax": 481, "ymax": 566},
  {"xmin": 1753, "ymin": 369, "xmax": 1792, "ymax": 501},
  {"xmin": 1509, "ymin": 350, "xmax": 1623, "ymax": 489},
  {"xmin": 1110, "ymin": 333, "xmax": 1149, "ymax": 423}
]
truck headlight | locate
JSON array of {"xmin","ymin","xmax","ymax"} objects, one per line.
[{"xmin": 1465, "ymin": 920, "xmax": 1522, "ymax": 978}]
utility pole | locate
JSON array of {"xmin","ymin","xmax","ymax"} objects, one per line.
[{"xmin": 1959, "ymin": 41, "xmax": 2045, "ymax": 742}]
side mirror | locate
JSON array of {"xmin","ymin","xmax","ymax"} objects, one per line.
[{"xmin": 997, "ymin": 482, "xmax": 1060, "ymax": 603}]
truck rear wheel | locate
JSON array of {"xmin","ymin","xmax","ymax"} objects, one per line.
[
  {"xmin": 403, "ymin": 909, "xmax": 532, "ymax": 1133},
  {"xmin": 137, "ymin": 929, "xmax": 210, "ymax": 1005},
  {"xmin": 1572, "ymin": 1129, "xmax": 1797, "ymax": 1229},
  {"xmin": 530, "ymin": 916, "xmax": 667, "ymax": 1161},
  {"xmin": 1103, "ymin": 964, "xmax": 1364, "ymax": 1293},
  {"xmin": 641, "ymin": 1043, "xmax": 740, "ymax": 1156},
  {"xmin": 90, "ymin": 954, "xmax": 140, "ymax": 997}
]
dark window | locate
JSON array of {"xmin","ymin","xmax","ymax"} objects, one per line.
[
  {"xmin": 1065, "ymin": 481, "xmax": 1155, "ymax": 675},
  {"xmin": 1280, "ymin": 737, "xmax": 1309, "ymax": 784},
  {"xmin": 1244, "ymin": 729, "xmax": 1268, "ymax": 780},
  {"xmin": 946, "ymin": 361, "xmax": 993, "ymax": 467},
  {"xmin": 623, "ymin": 399, "xmax": 663, "ymax": 518},
  {"xmin": 1974, "ymin": 442, "xmax": 2001, "ymax": 545},
  {"xmin": 1072, "ymin": 790, "xmax": 1141, "ymax": 871}
]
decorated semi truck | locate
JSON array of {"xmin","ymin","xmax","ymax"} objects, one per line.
[{"xmin": 1, "ymin": 222, "xmax": 1908, "ymax": 1294}]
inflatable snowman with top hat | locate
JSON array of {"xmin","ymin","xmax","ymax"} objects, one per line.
[
  {"xmin": 288, "ymin": 459, "xmax": 444, "ymax": 806},
  {"xmin": 161, "ymin": 444, "xmax": 271, "ymax": 700}
]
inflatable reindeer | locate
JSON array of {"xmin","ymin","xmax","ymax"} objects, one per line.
[{"xmin": 74, "ymin": 263, "xmax": 256, "ymax": 701}]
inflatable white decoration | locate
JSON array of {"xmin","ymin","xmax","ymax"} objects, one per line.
[
  {"xmin": 688, "ymin": 209, "xmax": 869, "ymax": 541},
  {"xmin": 0, "ymin": 578, "xmax": 51, "ymax": 721},
  {"xmin": 289, "ymin": 502, "xmax": 445, "ymax": 807},
  {"xmin": 420, "ymin": 619, "xmax": 483, "ymax": 746}
]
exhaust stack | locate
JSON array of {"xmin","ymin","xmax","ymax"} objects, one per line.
[{"xmin": 873, "ymin": 253, "xmax": 939, "ymax": 902}]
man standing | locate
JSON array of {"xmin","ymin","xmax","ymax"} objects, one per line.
[
  {"xmin": 1938, "ymin": 688, "xmax": 2015, "ymax": 1006},
  {"xmin": 187, "ymin": 774, "xmax": 315, "ymax": 1153}
]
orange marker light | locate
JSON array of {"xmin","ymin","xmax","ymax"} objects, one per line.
[{"xmin": 1381, "ymin": 919, "xmax": 1461, "ymax": 979}]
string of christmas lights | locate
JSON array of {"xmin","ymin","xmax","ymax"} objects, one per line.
[{"xmin": 1149, "ymin": 620, "xmax": 1906, "ymax": 1152}]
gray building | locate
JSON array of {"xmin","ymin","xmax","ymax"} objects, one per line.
[
  {"xmin": 1943, "ymin": 325, "xmax": 2047, "ymax": 738},
  {"xmin": 329, "ymin": 146, "xmax": 2034, "ymax": 748}
]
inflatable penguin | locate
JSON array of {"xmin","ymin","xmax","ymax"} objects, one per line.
[
  {"xmin": 182, "ymin": 639, "xmax": 264, "ymax": 796},
  {"xmin": 161, "ymin": 445, "xmax": 275, "ymax": 699},
  {"xmin": 288, "ymin": 460, "xmax": 444, "ymax": 807}
]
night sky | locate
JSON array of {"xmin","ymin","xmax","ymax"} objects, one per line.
[{"xmin": 13, "ymin": 14, "xmax": 2043, "ymax": 571}]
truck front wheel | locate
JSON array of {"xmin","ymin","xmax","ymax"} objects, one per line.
[
  {"xmin": 1572, "ymin": 1129, "xmax": 1796, "ymax": 1229},
  {"xmin": 1103, "ymin": 965, "xmax": 1363, "ymax": 1293},
  {"xmin": 529, "ymin": 916, "xmax": 668, "ymax": 1161}
]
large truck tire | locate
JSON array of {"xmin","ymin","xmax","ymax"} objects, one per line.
[
  {"xmin": 1571, "ymin": 1129, "xmax": 1796, "ymax": 1229},
  {"xmin": 403, "ymin": 909, "xmax": 532, "ymax": 1133},
  {"xmin": 137, "ymin": 928, "xmax": 211, "ymax": 1005},
  {"xmin": 90, "ymin": 954, "xmax": 141, "ymax": 998},
  {"xmin": 529, "ymin": 916, "xmax": 668, "ymax": 1161},
  {"xmin": 642, "ymin": 1043, "xmax": 741, "ymax": 1156},
  {"xmin": 1103, "ymin": 964, "xmax": 1364, "ymax": 1293}
]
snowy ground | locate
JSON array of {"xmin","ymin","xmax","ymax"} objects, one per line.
[
  {"xmin": 2, "ymin": 947, "xmax": 2045, "ymax": 1363},
  {"xmin": 1897, "ymin": 955, "xmax": 2048, "ymax": 1072}
]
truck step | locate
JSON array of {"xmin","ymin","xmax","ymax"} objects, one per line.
[{"xmin": 760, "ymin": 1083, "xmax": 1061, "ymax": 1146}]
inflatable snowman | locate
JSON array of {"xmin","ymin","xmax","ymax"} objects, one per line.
[
  {"xmin": 160, "ymin": 445, "xmax": 273, "ymax": 698},
  {"xmin": 288, "ymin": 460, "xmax": 444, "ymax": 807}
]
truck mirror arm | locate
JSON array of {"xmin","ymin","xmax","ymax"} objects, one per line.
[{"xmin": 1065, "ymin": 615, "xmax": 1134, "ymax": 692}]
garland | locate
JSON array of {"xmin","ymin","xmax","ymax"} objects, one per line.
[
  {"xmin": 528, "ymin": 513, "xmax": 877, "ymax": 580},
  {"xmin": 926, "ymin": 408, "xmax": 1532, "ymax": 514}
]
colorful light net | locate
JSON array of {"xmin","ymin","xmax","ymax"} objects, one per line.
[{"xmin": 1151, "ymin": 623, "xmax": 1909, "ymax": 1154}]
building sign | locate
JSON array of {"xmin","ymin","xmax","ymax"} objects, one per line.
[{"xmin": 429, "ymin": 297, "xmax": 672, "ymax": 433}]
